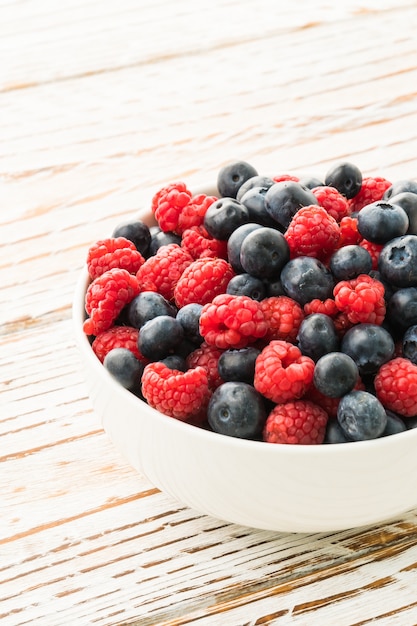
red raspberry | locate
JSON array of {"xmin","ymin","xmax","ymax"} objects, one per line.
[
  {"xmin": 92, "ymin": 325, "xmax": 147, "ymax": 363},
  {"xmin": 177, "ymin": 194, "xmax": 217, "ymax": 234},
  {"xmin": 200, "ymin": 294, "xmax": 268, "ymax": 350},
  {"xmin": 87, "ymin": 237, "xmax": 145, "ymax": 280},
  {"xmin": 136, "ymin": 244, "xmax": 193, "ymax": 301},
  {"xmin": 303, "ymin": 298, "xmax": 339, "ymax": 317},
  {"xmin": 272, "ymin": 174, "xmax": 300, "ymax": 183},
  {"xmin": 174, "ymin": 257, "xmax": 234, "ymax": 308},
  {"xmin": 284, "ymin": 205, "xmax": 340, "ymax": 261},
  {"xmin": 311, "ymin": 186, "xmax": 350, "ymax": 222},
  {"xmin": 333, "ymin": 311, "xmax": 355, "ymax": 338},
  {"xmin": 348, "ymin": 176, "xmax": 392, "ymax": 212},
  {"xmin": 181, "ymin": 225, "xmax": 228, "ymax": 260},
  {"xmin": 263, "ymin": 400, "xmax": 328, "ymax": 445},
  {"xmin": 259, "ymin": 296, "xmax": 304, "ymax": 343},
  {"xmin": 151, "ymin": 182, "xmax": 192, "ymax": 233},
  {"xmin": 374, "ymin": 357, "xmax": 417, "ymax": 417},
  {"xmin": 186, "ymin": 342, "xmax": 224, "ymax": 390},
  {"xmin": 83, "ymin": 268, "xmax": 140, "ymax": 336},
  {"xmin": 254, "ymin": 340, "xmax": 315, "ymax": 404},
  {"xmin": 141, "ymin": 362, "xmax": 211, "ymax": 421},
  {"xmin": 338, "ymin": 215, "xmax": 362, "ymax": 246},
  {"xmin": 333, "ymin": 274, "xmax": 386, "ymax": 325},
  {"xmin": 359, "ymin": 239, "xmax": 384, "ymax": 270}
]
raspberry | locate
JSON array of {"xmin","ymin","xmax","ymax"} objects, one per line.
[
  {"xmin": 177, "ymin": 194, "xmax": 218, "ymax": 234},
  {"xmin": 348, "ymin": 176, "xmax": 392, "ymax": 213},
  {"xmin": 254, "ymin": 340, "xmax": 315, "ymax": 403},
  {"xmin": 174, "ymin": 257, "xmax": 235, "ymax": 308},
  {"xmin": 181, "ymin": 225, "xmax": 228, "ymax": 260},
  {"xmin": 200, "ymin": 294, "xmax": 268, "ymax": 350},
  {"xmin": 87, "ymin": 237, "xmax": 145, "ymax": 280},
  {"xmin": 259, "ymin": 296, "xmax": 304, "ymax": 343},
  {"xmin": 83, "ymin": 268, "xmax": 140, "ymax": 336},
  {"xmin": 141, "ymin": 362, "xmax": 211, "ymax": 421},
  {"xmin": 374, "ymin": 357, "xmax": 417, "ymax": 417},
  {"xmin": 338, "ymin": 215, "xmax": 362, "ymax": 246},
  {"xmin": 272, "ymin": 174, "xmax": 300, "ymax": 183},
  {"xmin": 359, "ymin": 239, "xmax": 384, "ymax": 270},
  {"xmin": 311, "ymin": 186, "xmax": 350, "ymax": 222},
  {"xmin": 263, "ymin": 400, "xmax": 328, "ymax": 445},
  {"xmin": 151, "ymin": 182, "xmax": 192, "ymax": 233},
  {"xmin": 284, "ymin": 205, "xmax": 340, "ymax": 261},
  {"xmin": 186, "ymin": 342, "xmax": 224, "ymax": 390},
  {"xmin": 303, "ymin": 298, "xmax": 339, "ymax": 317},
  {"xmin": 136, "ymin": 244, "xmax": 193, "ymax": 301},
  {"xmin": 92, "ymin": 325, "xmax": 147, "ymax": 363},
  {"xmin": 333, "ymin": 274, "xmax": 386, "ymax": 325}
]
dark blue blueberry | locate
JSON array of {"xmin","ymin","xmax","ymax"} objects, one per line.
[
  {"xmin": 378, "ymin": 234, "xmax": 417, "ymax": 287},
  {"xmin": 402, "ymin": 324, "xmax": 417, "ymax": 364},
  {"xmin": 175, "ymin": 303, "xmax": 203, "ymax": 345},
  {"xmin": 207, "ymin": 382, "xmax": 267, "ymax": 439},
  {"xmin": 239, "ymin": 186, "xmax": 278, "ymax": 227},
  {"xmin": 298, "ymin": 176, "xmax": 325, "ymax": 190},
  {"xmin": 160, "ymin": 354, "xmax": 187, "ymax": 371},
  {"xmin": 204, "ymin": 197, "xmax": 250, "ymax": 240},
  {"xmin": 406, "ymin": 415, "xmax": 417, "ymax": 430},
  {"xmin": 103, "ymin": 348, "xmax": 144, "ymax": 392},
  {"xmin": 236, "ymin": 175, "xmax": 275, "ymax": 201},
  {"xmin": 127, "ymin": 291, "xmax": 176, "ymax": 329},
  {"xmin": 389, "ymin": 192, "xmax": 417, "ymax": 235},
  {"xmin": 337, "ymin": 390, "xmax": 387, "ymax": 441},
  {"xmin": 263, "ymin": 277, "xmax": 285, "ymax": 297},
  {"xmin": 217, "ymin": 347, "xmax": 261, "ymax": 384},
  {"xmin": 227, "ymin": 223, "xmax": 263, "ymax": 273},
  {"xmin": 264, "ymin": 181, "xmax": 318, "ymax": 229},
  {"xmin": 324, "ymin": 420, "xmax": 351, "ymax": 444},
  {"xmin": 329, "ymin": 244, "xmax": 373, "ymax": 280},
  {"xmin": 387, "ymin": 287, "xmax": 417, "ymax": 330},
  {"xmin": 226, "ymin": 273, "xmax": 265, "ymax": 301},
  {"xmin": 297, "ymin": 313, "xmax": 339, "ymax": 361},
  {"xmin": 112, "ymin": 219, "xmax": 151, "ymax": 257},
  {"xmin": 138, "ymin": 315, "xmax": 184, "ymax": 361},
  {"xmin": 357, "ymin": 201, "xmax": 409, "ymax": 244},
  {"xmin": 341, "ymin": 323, "xmax": 395, "ymax": 376},
  {"xmin": 217, "ymin": 161, "xmax": 258, "ymax": 199},
  {"xmin": 381, "ymin": 410, "xmax": 407, "ymax": 437},
  {"xmin": 149, "ymin": 229, "xmax": 181, "ymax": 255},
  {"xmin": 239, "ymin": 227, "xmax": 290, "ymax": 279},
  {"xmin": 280, "ymin": 256, "xmax": 334, "ymax": 306},
  {"xmin": 313, "ymin": 352, "xmax": 359, "ymax": 398},
  {"xmin": 324, "ymin": 162, "xmax": 362, "ymax": 199},
  {"xmin": 383, "ymin": 179, "xmax": 417, "ymax": 200}
]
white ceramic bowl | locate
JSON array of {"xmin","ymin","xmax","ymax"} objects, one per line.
[{"xmin": 73, "ymin": 186, "xmax": 417, "ymax": 533}]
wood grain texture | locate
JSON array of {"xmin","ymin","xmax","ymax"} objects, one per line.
[{"xmin": 2, "ymin": 1, "xmax": 417, "ymax": 624}]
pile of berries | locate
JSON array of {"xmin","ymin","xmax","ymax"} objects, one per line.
[{"xmin": 82, "ymin": 160, "xmax": 417, "ymax": 445}]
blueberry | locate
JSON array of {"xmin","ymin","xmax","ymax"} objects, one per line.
[
  {"xmin": 138, "ymin": 315, "xmax": 184, "ymax": 361},
  {"xmin": 127, "ymin": 291, "xmax": 176, "ymax": 329},
  {"xmin": 160, "ymin": 354, "xmax": 187, "ymax": 371},
  {"xmin": 389, "ymin": 192, "xmax": 417, "ymax": 235},
  {"xmin": 299, "ymin": 176, "xmax": 325, "ymax": 190},
  {"xmin": 403, "ymin": 324, "xmax": 417, "ymax": 364},
  {"xmin": 357, "ymin": 201, "xmax": 409, "ymax": 244},
  {"xmin": 383, "ymin": 179, "xmax": 417, "ymax": 200},
  {"xmin": 407, "ymin": 416, "xmax": 417, "ymax": 430},
  {"xmin": 297, "ymin": 313, "xmax": 339, "ymax": 361},
  {"xmin": 387, "ymin": 287, "xmax": 417, "ymax": 330},
  {"xmin": 341, "ymin": 323, "xmax": 395, "ymax": 376},
  {"xmin": 324, "ymin": 420, "xmax": 351, "ymax": 444},
  {"xmin": 263, "ymin": 277, "xmax": 285, "ymax": 297},
  {"xmin": 204, "ymin": 197, "xmax": 250, "ymax": 240},
  {"xmin": 112, "ymin": 220, "xmax": 151, "ymax": 257},
  {"xmin": 217, "ymin": 347, "xmax": 261, "ymax": 384},
  {"xmin": 226, "ymin": 273, "xmax": 265, "ymax": 300},
  {"xmin": 239, "ymin": 186, "xmax": 278, "ymax": 227},
  {"xmin": 217, "ymin": 161, "xmax": 258, "ymax": 199},
  {"xmin": 264, "ymin": 181, "xmax": 318, "ymax": 229},
  {"xmin": 236, "ymin": 175, "xmax": 275, "ymax": 201},
  {"xmin": 280, "ymin": 256, "xmax": 334, "ymax": 306},
  {"xmin": 176, "ymin": 303, "xmax": 203, "ymax": 345},
  {"xmin": 103, "ymin": 348, "xmax": 144, "ymax": 392},
  {"xmin": 337, "ymin": 390, "xmax": 387, "ymax": 441},
  {"xmin": 227, "ymin": 223, "xmax": 263, "ymax": 273},
  {"xmin": 329, "ymin": 244, "xmax": 372, "ymax": 280},
  {"xmin": 324, "ymin": 162, "xmax": 362, "ymax": 199},
  {"xmin": 207, "ymin": 382, "xmax": 267, "ymax": 439},
  {"xmin": 239, "ymin": 227, "xmax": 290, "ymax": 279},
  {"xmin": 149, "ymin": 229, "xmax": 181, "ymax": 255},
  {"xmin": 378, "ymin": 235, "xmax": 417, "ymax": 287},
  {"xmin": 313, "ymin": 352, "xmax": 359, "ymax": 398},
  {"xmin": 381, "ymin": 410, "xmax": 407, "ymax": 437}
]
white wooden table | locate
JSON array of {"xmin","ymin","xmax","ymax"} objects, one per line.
[{"xmin": 3, "ymin": 1, "xmax": 417, "ymax": 624}]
